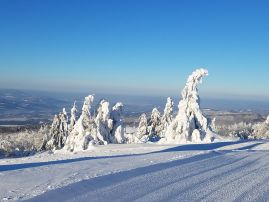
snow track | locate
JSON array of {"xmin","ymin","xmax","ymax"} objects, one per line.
[{"xmin": 1, "ymin": 141, "xmax": 269, "ymax": 201}]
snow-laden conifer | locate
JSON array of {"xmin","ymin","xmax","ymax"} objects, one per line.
[
  {"xmin": 41, "ymin": 108, "xmax": 69, "ymax": 150},
  {"xmin": 135, "ymin": 113, "xmax": 149, "ymax": 143},
  {"xmin": 160, "ymin": 97, "xmax": 174, "ymax": 137},
  {"xmin": 148, "ymin": 107, "xmax": 162, "ymax": 141},
  {"xmin": 163, "ymin": 68, "xmax": 214, "ymax": 144},
  {"xmin": 69, "ymin": 102, "xmax": 77, "ymax": 131},
  {"xmin": 94, "ymin": 99, "xmax": 112, "ymax": 145},
  {"xmin": 252, "ymin": 115, "xmax": 269, "ymax": 139},
  {"xmin": 111, "ymin": 102, "xmax": 125, "ymax": 143},
  {"xmin": 64, "ymin": 95, "xmax": 95, "ymax": 151}
]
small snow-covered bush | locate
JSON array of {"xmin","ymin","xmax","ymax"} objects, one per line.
[
  {"xmin": 211, "ymin": 116, "xmax": 269, "ymax": 140},
  {"xmin": 252, "ymin": 116, "xmax": 269, "ymax": 139},
  {"xmin": 0, "ymin": 128, "xmax": 44, "ymax": 157}
]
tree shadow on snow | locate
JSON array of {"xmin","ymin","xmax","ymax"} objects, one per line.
[
  {"xmin": 25, "ymin": 141, "xmax": 266, "ymax": 202},
  {"xmin": 0, "ymin": 140, "xmax": 264, "ymax": 172},
  {"xmin": 157, "ymin": 140, "xmax": 257, "ymax": 152}
]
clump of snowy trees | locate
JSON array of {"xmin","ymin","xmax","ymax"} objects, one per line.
[
  {"xmin": 251, "ymin": 115, "xmax": 269, "ymax": 139},
  {"xmin": 0, "ymin": 128, "xmax": 44, "ymax": 157},
  {"xmin": 133, "ymin": 69, "xmax": 215, "ymax": 144},
  {"xmin": 40, "ymin": 68, "xmax": 217, "ymax": 151},
  {"xmin": 211, "ymin": 115, "xmax": 269, "ymax": 140},
  {"xmin": 211, "ymin": 119, "xmax": 253, "ymax": 139},
  {"xmin": 132, "ymin": 97, "xmax": 174, "ymax": 143},
  {"xmin": 40, "ymin": 95, "xmax": 126, "ymax": 151}
]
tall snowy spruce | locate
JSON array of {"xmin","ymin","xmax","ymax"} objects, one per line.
[
  {"xmin": 94, "ymin": 99, "xmax": 113, "ymax": 145},
  {"xmin": 135, "ymin": 113, "xmax": 149, "ymax": 143},
  {"xmin": 148, "ymin": 108, "xmax": 162, "ymax": 141},
  {"xmin": 110, "ymin": 102, "xmax": 125, "ymax": 143},
  {"xmin": 40, "ymin": 108, "xmax": 69, "ymax": 150},
  {"xmin": 69, "ymin": 102, "xmax": 77, "ymax": 131},
  {"xmin": 160, "ymin": 97, "xmax": 174, "ymax": 137},
  {"xmin": 163, "ymin": 68, "xmax": 214, "ymax": 144},
  {"xmin": 64, "ymin": 95, "xmax": 96, "ymax": 151}
]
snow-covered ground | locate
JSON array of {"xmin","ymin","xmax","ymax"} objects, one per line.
[{"xmin": 1, "ymin": 140, "xmax": 269, "ymax": 201}]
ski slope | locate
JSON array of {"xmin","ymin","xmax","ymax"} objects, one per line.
[{"xmin": 1, "ymin": 140, "xmax": 269, "ymax": 201}]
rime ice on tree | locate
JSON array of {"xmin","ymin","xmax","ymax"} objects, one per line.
[
  {"xmin": 63, "ymin": 96, "xmax": 126, "ymax": 151},
  {"xmin": 111, "ymin": 102, "xmax": 125, "ymax": 143},
  {"xmin": 164, "ymin": 68, "xmax": 213, "ymax": 144},
  {"xmin": 40, "ymin": 108, "xmax": 69, "ymax": 150},
  {"xmin": 94, "ymin": 99, "xmax": 112, "ymax": 145},
  {"xmin": 135, "ymin": 113, "xmax": 149, "ymax": 143},
  {"xmin": 69, "ymin": 102, "xmax": 77, "ymax": 131},
  {"xmin": 160, "ymin": 97, "xmax": 174, "ymax": 137},
  {"xmin": 252, "ymin": 115, "xmax": 269, "ymax": 139},
  {"xmin": 64, "ymin": 95, "xmax": 95, "ymax": 151},
  {"xmin": 148, "ymin": 108, "xmax": 162, "ymax": 141}
]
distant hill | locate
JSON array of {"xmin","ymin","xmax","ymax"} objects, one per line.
[
  {"xmin": 0, "ymin": 89, "xmax": 268, "ymax": 126},
  {"xmin": 0, "ymin": 89, "xmax": 68, "ymax": 125}
]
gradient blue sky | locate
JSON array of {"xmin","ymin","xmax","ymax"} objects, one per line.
[{"xmin": 0, "ymin": 0, "xmax": 268, "ymax": 100}]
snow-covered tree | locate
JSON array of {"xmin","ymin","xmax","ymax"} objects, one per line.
[
  {"xmin": 163, "ymin": 68, "xmax": 214, "ymax": 144},
  {"xmin": 94, "ymin": 99, "xmax": 113, "ymax": 144},
  {"xmin": 266, "ymin": 116, "xmax": 269, "ymax": 125},
  {"xmin": 110, "ymin": 102, "xmax": 125, "ymax": 143},
  {"xmin": 148, "ymin": 107, "xmax": 162, "ymax": 141},
  {"xmin": 160, "ymin": 97, "xmax": 174, "ymax": 137},
  {"xmin": 252, "ymin": 115, "xmax": 269, "ymax": 139},
  {"xmin": 60, "ymin": 108, "xmax": 69, "ymax": 144},
  {"xmin": 135, "ymin": 113, "xmax": 149, "ymax": 143},
  {"xmin": 64, "ymin": 95, "xmax": 95, "ymax": 151},
  {"xmin": 69, "ymin": 102, "xmax": 77, "ymax": 131},
  {"xmin": 40, "ymin": 108, "xmax": 69, "ymax": 150},
  {"xmin": 40, "ymin": 115, "xmax": 59, "ymax": 150},
  {"xmin": 73, "ymin": 95, "xmax": 94, "ymax": 135}
]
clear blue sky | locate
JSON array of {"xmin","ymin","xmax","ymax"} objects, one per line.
[{"xmin": 0, "ymin": 0, "xmax": 269, "ymax": 100}]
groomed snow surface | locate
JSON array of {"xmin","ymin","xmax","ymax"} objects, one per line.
[{"xmin": 1, "ymin": 140, "xmax": 269, "ymax": 201}]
